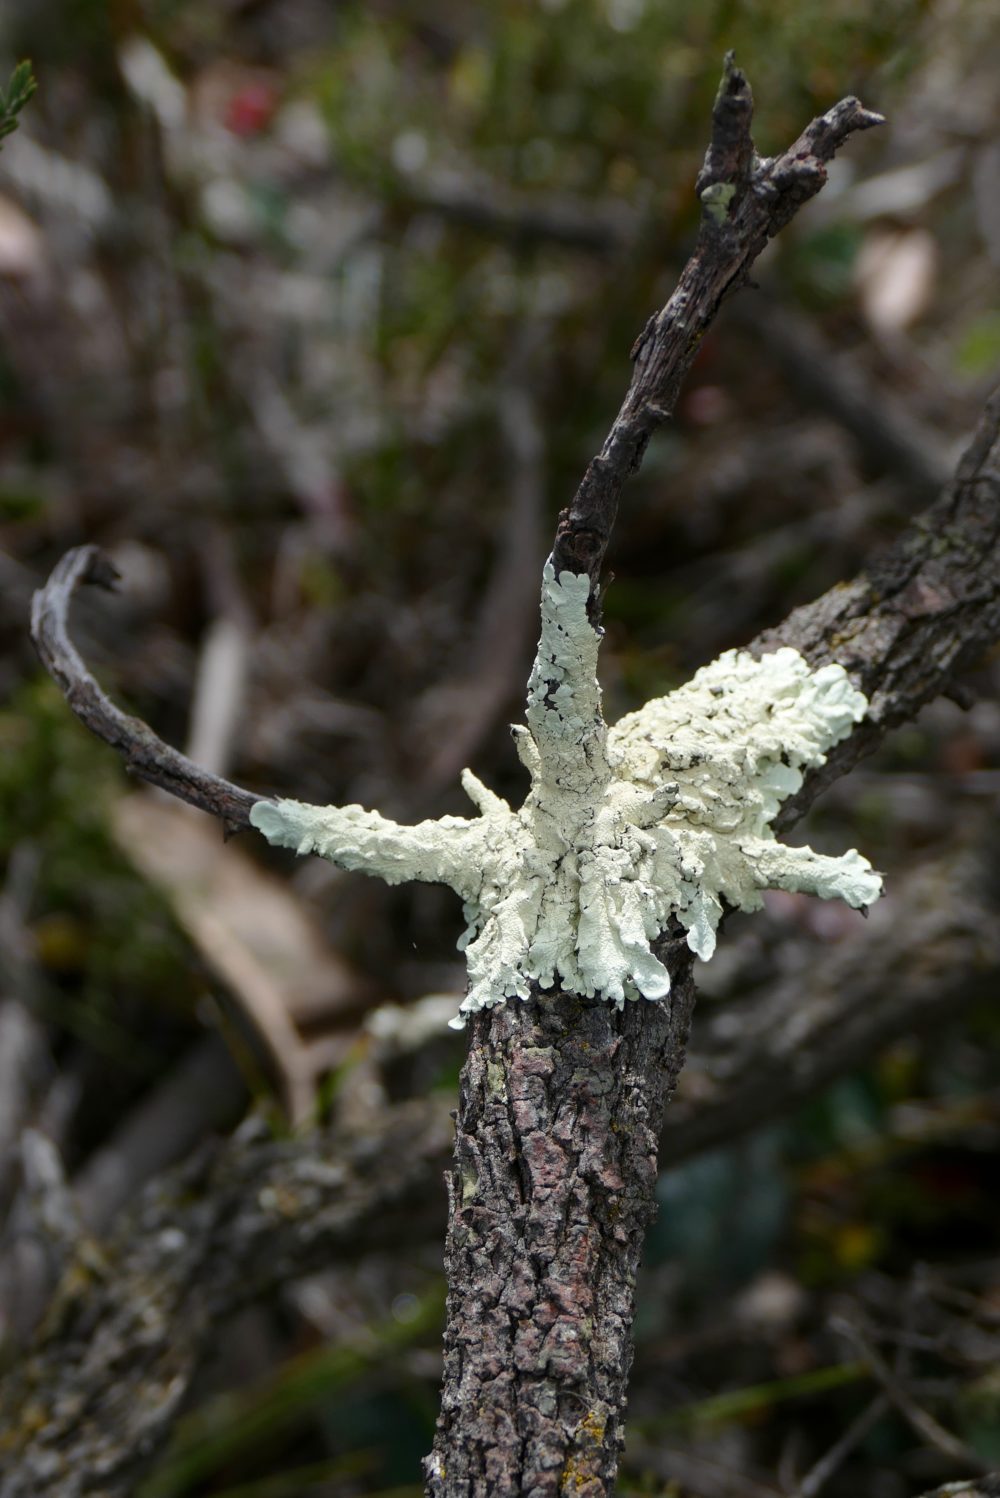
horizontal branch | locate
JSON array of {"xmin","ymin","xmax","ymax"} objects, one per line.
[
  {"xmin": 762, "ymin": 386, "xmax": 1000, "ymax": 825},
  {"xmin": 0, "ymin": 1099, "xmax": 454, "ymax": 1498},
  {"xmin": 661, "ymin": 833, "xmax": 1000, "ymax": 1167}
]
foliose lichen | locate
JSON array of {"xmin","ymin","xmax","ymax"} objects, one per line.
[{"xmin": 251, "ymin": 562, "xmax": 882, "ymax": 1028}]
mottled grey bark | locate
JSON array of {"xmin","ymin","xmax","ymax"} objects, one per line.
[
  {"xmin": 426, "ymin": 940, "xmax": 696, "ymax": 1498},
  {"xmin": 0, "ymin": 1100, "xmax": 453, "ymax": 1498}
]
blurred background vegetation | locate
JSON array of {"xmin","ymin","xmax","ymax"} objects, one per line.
[{"xmin": 1, "ymin": 1, "xmax": 999, "ymax": 1494}]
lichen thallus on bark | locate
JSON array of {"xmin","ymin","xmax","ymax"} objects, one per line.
[{"xmin": 29, "ymin": 57, "xmax": 896, "ymax": 1498}]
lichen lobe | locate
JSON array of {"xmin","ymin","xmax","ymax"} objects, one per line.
[{"xmin": 251, "ymin": 564, "xmax": 882, "ymax": 1028}]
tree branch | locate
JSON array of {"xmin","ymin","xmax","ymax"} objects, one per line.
[
  {"xmin": 422, "ymin": 79, "xmax": 994, "ymax": 1498},
  {"xmin": 426, "ymin": 380, "xmax": 999, "ymax": 1496},
  {"xmin": 763, "ymin": 385, "xmax": 1000, "ymax": 826},
  {"xmin": 29, "ymin": 545, "xmax": 259, "ymax": 835},
  {"xmin": 21, "ymin": 54, "xmax": 1000, "ymax": 1498},
  {"xmin": 661, "ymin": 831, "xmax": 1000, "ymax": 1168},
  {"xmin": 0, "ymin": 1100, "xmax": 454, "ymax": 1498},
  {"xmin": 551, "ymin": 56, "xmax": 882, "ymax": 588}
]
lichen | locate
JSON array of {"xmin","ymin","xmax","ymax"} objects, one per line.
[
  {"xmin": 251, "ymin": 561, "xmax": 882, "ymax": 1028},
  {"xmin": 699, "ymin": 180, "xmax": 737, "ymax": 224}
]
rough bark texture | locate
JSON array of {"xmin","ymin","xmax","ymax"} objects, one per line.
[
  {"xmin": 425, "ymin": 940, "xmax": 696, "ymax": 1498},
  {"xmin": 4, "ymin": 813, "xmax": 997, "ymax": 1495},
  {"xmin": 422, "ymin": 66, "xmax": 891, "ymax": 1498},
  {"xmin": 18, "ymin": 58, "xmax": 1000, "ymax": 1498}
]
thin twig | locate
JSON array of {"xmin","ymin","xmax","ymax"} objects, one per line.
[
  {"xmin": 832, "ymin": 1315, "xmax": 989, "ymax": 1473},
  {"xmin": 30, "ymin": 545, "xmax": 259, "ymax": 834},
  {"xmin": 794, "ymin": 1393, "xmax": 890, "ymax": 1498},
  {"xmin": 551, "ymin": 56, "xmax": 883, "ymax": 589}
]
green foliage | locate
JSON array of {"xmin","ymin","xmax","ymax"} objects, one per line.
[
  {"xmin": 0, "ymin": 61, "xmax": 36, "ymax": 148},
  {"xmin": 954, "ymin": 309, "xmax": 1000, "ymax": 377}
]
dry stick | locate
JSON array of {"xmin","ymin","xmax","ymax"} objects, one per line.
[
  {"xmin": 428, "ymin": 361, "xmax": 999, "ymax": 1493},
  {"xmin": 794, "ymin": 1394, "xmax": 890, "ymax": 1498},
  {"xmin": 549, "ymin": 59, "xmax": 882, "ymax": 589},
  {"xmin": 831, "ymin": 1316, "xmax": 988, "ymax": 1474},
  {"xmin": 0, "ymin": 832, "xmax": 995, "ymax": 1491},
  {"xmin": 0, "ymin": 1099, "xmax": 455, "ymax": 1498},
  {"xmin": 29, "ymin": 546, "xmax": 259, "ymax": 834},
  {"xmin": 764, "ymin": 382, "xmax": 1000, "ymax": 826}
]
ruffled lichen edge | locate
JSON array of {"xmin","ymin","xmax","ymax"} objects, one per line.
[{"xmin": 251, "ymin": 562, "xmax": 882, "ymax": 1028}]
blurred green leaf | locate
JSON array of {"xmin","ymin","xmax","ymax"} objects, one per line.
[{"xmin": 0, "ymin": 60, "xmax": 37, "ymax": 147}]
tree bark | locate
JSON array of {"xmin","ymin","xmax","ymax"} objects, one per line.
[
  {"xmin": 426, "ymin": 941, "xmax": 696, "ymax": 1497},
  {"xmin": 20, "ymin": 52, "xmax": 1000, "ymax": 1498}
]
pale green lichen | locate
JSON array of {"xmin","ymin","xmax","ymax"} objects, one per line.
[
  {"xmin": 699, "ymin": 180, "xmax": 736, "ymax": 225},
  {"xmin": 251, "ymin": 561, "xmax": 882, "ymax": 1028}
]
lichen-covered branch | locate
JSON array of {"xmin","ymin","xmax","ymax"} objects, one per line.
[
  {"xmin": 424, "ymin": 372, "xmax": 999, "ymax": 1484},
  {"xmin": 3, "ymin": 824, "xmax": 995, "ymax": 1497},
  {"xmin": 422, "ymin": 116, "xmax": 997, "ymax": 1498},
  {"xmin": 21, "ymin": 50, "xmax": 1000, "ymax": 1498}
]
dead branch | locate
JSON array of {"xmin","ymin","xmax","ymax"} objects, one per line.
[
  {"xmin": 29, "ymin": 546, "xmax": 260, "ymax": 835},
  {"xmin": 0, "ymin": 1099, "xmax": 454, "ymax": 1498},
  {"xmin": 662, "ymin": 833, "xmax": 1000, "ymax": 1167},
  {"xmin": 21, "ymin": 54, "xmax": 1000, "ymax": 1498},
  {"xmin": 764, "ymin": 384, "xmax": 1000, "ymax": 824},
  {"xmin": 831, "ymin": 1315, "xmax": 988, "ymax": 1473},
  {"xmin": 550, "ymin": 57, "xmax": 882, "ymax": 588},
  {"xmin": 427, "ymin": 386, "xmax": 999, "ymax": 1494}
]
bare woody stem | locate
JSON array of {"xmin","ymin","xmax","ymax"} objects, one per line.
[
  {"xmin": 551, "ymin": 56, "xmax": 882, "ymax": 589},
  {"xmin": 30, "ymin": 545, "xmax": 259, "ymax": 835},
  {"xmin": 423, "ymin": 68, "xmax": 995, "ymax": 1498}
]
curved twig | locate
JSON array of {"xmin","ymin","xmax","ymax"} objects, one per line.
[{"xmin": 30, "ymin": 545, "xmax": 259, "ymax": 835}]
